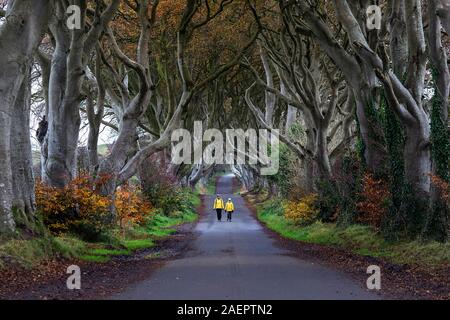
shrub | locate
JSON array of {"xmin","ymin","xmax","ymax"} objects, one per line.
[
  {"xmin": 36, "ymin": 176, "xmax": 110, "ymax": 237},
  {"xmin": 115, "ymin": 184, "xmax": 154, "ymax": 230},
  {"xmin": 267, "ymin": 143, "xmax": 296, "ymax": 197},
  {"xmin": 356, "ymin": 173, "xmax": 390, "ymax": 229},
  {"xmin": 139, "ymin": 154, "xmax": 184, "ymax": 215},
  {"xmin": 144, "ymin": 183, "xmax": 185, "ymax": 216},
  {"xmin": 284, "ymin": 193, "xmax": 319, "ymax": 226}
]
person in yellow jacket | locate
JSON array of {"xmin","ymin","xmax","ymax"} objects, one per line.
[
  {"xmin": 225, "ymin": 198, "xmax": 235, "ymax": 222},
  {"xmin": 213, "ymin": 194, "xmax": 225, "ymax": 221}
]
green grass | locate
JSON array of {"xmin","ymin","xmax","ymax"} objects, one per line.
[
  {"xmin": 77, "ymin": 247, "xmax": 131, "ymax": 263},
  {"xmin": 0, "ymin": 235, "xmax": 92, "ymax": 269},
  {"xmin": 52, "ymin": 236, "xmax": 88, "ymax": 258},
  {"xmin": 87, "ymin": 248, "xmax": 131, "ymax": 256},
  {"xmin": 257, "ymin": 199, "xmax": 450, "ymax": 269},
  {"xmin": 0, "ymin": 238, "xmax": 55, "ymax": 269},
  {"xmin": 123, "ymin": 239, "xmax": 154, "ymax": 251}
]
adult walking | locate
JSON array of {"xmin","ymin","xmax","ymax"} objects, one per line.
[
  {"xmin": 225, "ymin": 198, "xmax": 234, "ymax": 222},
  {"xmin": 213, "ymin": 194, "xmax": 225, "ymax": 221}
]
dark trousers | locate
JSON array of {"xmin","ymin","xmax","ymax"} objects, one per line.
[
  {"xmin": 216, "ymin": 209, "xmax": 222, "ymax": 221},
  {"xmin": 227, "ymin": 211, "xmax": 233, "ymax": 221}
]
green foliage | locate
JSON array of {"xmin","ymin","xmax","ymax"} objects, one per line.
[
  {"xmin": 379, "ymin": 89, "xmax": 430, "ymax": 240},
  {"xmin": 423, "ymin": 66, "xmax": 450, "ymax": 241},
  {"xmin": 381, "ymin": 91, "xmax": 407, "ymax": 239},
  {"xmin": 144, "ymin": 183, "xmax": 199, "ymax": 217},
  {"xmin": 267, "ymin": 143, "xmax": 295, "ymax": 197},
  {"xmin": 430, "ymin": 68, "xmax": 450, "ymax": 183}
]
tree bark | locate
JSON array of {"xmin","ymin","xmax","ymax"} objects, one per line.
[
  {"xmin": 11, "ymin": 65, "xmax": 36, "ymax": 225},
  {"xmin": 0, "ymin": 0, "xmax": 51, "ymax": 233}
]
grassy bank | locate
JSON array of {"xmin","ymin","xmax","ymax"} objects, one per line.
[
  {"xmin": 257, "ymin": 198, "xmax": 450, "ymax": 269},
  {"xmin": 0, "ymin": 189, "xmax": 200, "ymax": 268}
]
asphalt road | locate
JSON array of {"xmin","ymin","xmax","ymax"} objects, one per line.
[{"xmin": 113, "ymin": 174, "xmax": 378, "ymax": 300}]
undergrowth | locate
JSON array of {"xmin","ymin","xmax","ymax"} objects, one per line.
[{"xmin": 257, "ymin": 197, "xmax": 450, "ymax": 269}]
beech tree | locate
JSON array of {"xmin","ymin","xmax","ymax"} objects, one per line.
[
  {"xmin": 40, "ymin": 0, "xmax": 120, "ymax": 188},
  {"xmin": 0, "ymin": 0, "xmax": 52, "ymax": 232}
]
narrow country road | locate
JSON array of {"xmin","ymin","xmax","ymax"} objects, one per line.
[{"xmin": 112, "ymin": 174, "xmax": 379, "ymax": 300}]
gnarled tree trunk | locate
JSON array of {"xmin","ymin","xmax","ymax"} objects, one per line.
[{"xmin": 0, "ymin": 0, "xmax": 51, "ymax": 233}]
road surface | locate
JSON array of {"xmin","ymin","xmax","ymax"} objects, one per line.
[{"xmin": 113, "ymin": 174, "xmax": 378, "ymax": 299}]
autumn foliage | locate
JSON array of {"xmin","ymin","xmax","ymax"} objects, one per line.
[
  {"xmin": 36, "ymin": 176, "xmax": 153, "ymax": 237},
  {"xmin": 356, "ymin": 173, "xmax": 390, "ymax": 229},
  {"xmin": 115, "ymin": 184, "xmax": 153, "ymax": 229},
  {"xmin": 284, "ymin": 193, "xmax": 319, "ymax": 226},
  {"xmin": 430, "ymin": 174, "xmax": 450, "ymax": 203},
  {"xmin": 35, "ymin": 176, "xmax": 111, "ymax": 235}
]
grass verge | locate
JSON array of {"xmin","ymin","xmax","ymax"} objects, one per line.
[
  {"xmin": 0, "ymin": 189, "xmax": 201, "ymax": 268},
  {"xmin": 257, "ymin": 197, "xmax": 450, "ymax": 269}
]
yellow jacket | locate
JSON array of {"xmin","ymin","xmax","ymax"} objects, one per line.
[
  {"xmin": 213, "ymin": 198, "xmax": 224, "ymax": 209},
  {"xmin": 225, "ymin": 201, "xmax": 234, "ymax": 212}
]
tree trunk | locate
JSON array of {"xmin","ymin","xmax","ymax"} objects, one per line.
[
  {"xmin": 316, "ymin": 120, "xmax": 332, "ymax": 180},
  {"xmin": 88, "ymin": 124, "xmax": 100, "ymax": 171},
  {"xmin": 354, "ymin": 88, "xmax": 388, "ymax": 175},
  {"xmin": 97, "ymin": 105, "xmax": 146, "ymax": 196},
  {"xmin": 0, "ymin": 0, "xmax": 51, "ymax": 233},
  {"xmin": 259, "ymin": 44, "xmax": 276, "ymax": 127},
  {"xmin": 403, "ymin": 126, "xmax": 431, "ymax": 198},
  {"xmin": 42, "ymin": 5, "xmax": 82, "ymax": 188},
  {"xmin": 10, "ymin": 66, "xmax": 36, "ymax": 225}
]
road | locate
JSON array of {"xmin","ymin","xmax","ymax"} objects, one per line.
[{"xmin": 113, "ymin": 174, "xmax": 378, "ymax": 300}]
